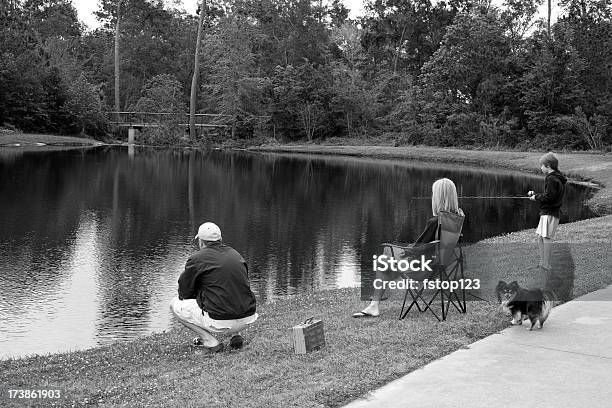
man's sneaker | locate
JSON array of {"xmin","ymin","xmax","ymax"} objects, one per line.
[
  {"xmin": 205, "ymin": 343, "xmax": 225, "ymax": 353},
  {"xmin": 191, "ymin": 337, "xmax": 225, "ymax": 353},
  {"xmin": 229, "ymin": 334, "xmax": 244, "ymax": 350}
]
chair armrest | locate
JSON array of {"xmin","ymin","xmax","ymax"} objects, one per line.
[
  {"xmin": 381, "ymin": 242, "xmax": 413, "ymax": 250},
  {"xmin": 381, "ymin": 243, "xmax": 412, "ymax": 258},
  {"xmin": 382, "ymin": 241, "xmax": 439, "ymax": 259}
]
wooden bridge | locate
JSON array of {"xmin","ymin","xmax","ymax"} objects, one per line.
[
  {"xmin": 106, "ymin": 111, "xmax": 272, "ymax": 143},
  {"xmin": 106, "ymin": 112, "xmax": 233, "ymax": 130}
]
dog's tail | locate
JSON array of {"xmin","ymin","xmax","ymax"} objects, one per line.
[{"xmin": 541, "ymin": 291, "xmax": 556, "ymax": 325}]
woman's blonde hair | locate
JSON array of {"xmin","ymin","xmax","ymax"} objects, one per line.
[{"xmin": 431, "ymin": 178, "xmax": 459, "ymax": 216}]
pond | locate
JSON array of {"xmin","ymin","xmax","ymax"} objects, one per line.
[{"xmin": 0, "ymin": 146, "xmax": 595, "ymax": 358}]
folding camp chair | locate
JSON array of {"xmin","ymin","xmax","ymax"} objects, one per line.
[{"xmin": 382, "ymin": 211, "xmax": 466, "ymax": 321}]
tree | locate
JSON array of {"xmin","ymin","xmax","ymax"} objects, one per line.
[
  {"xmin": 132, "ymin": 74, "xmax": 186, "ymax": 113},
  {"xmin": 330, "ymin": 61, "xmax": 381, "ymax": 138},
  {"xmin": 114, "ymin": 0, "xmax": 122, "ymax": 121},
  {"xmin": 418, "ymin": 7, "xmax": 514, "ymax": 145},
  {"xmin": 360, "ymin": 0, "xmax": 463, "ymax": 77},
  {"xmin": 0, "ymin": 0, "xmax": 92, "ymax": 134},
  {"xmin": 421, "ymin": 8, "xmax": 511, "ymax": 109},
  {"xmin": 95, "ymin": 0, "xmax": 198, "ymax": 111},
  {"xmin": 132, "ymin": 74, "xmax": 186, "ymax": 144},
  {"xmin": 547, "ymin": 0, "xmax": 551, "ymax": 36},
  {"xmin": 189, "ymin": 0, "xmax": 207, "ymax": 142},
  {"xmin": 500, "ymin": 0, "xmax": 540, "ymax": 43},
  {"xmin": 63, "ymin": 74, "xmax": 108, "ymax": 136},
  {"xmin": 200, "ymin": 9, "xmax": 268, "ymax": 139},
  {"xmin": 271, "ymin": 63, "xmax": 335, "ymax": 140},
  {"xmin": 331, "ymin": 22, "xmax": 366, "ymax": 70},
  {"xmin": 518, "ymin": 27, "xmax": 588, "ymax": 146}
]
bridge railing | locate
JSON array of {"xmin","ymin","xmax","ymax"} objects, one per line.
[{"xmin": 105, "ymin": 112, "xmax": 238, "ymax": 128}]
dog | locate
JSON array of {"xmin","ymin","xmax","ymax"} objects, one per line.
[{"xmin": 496, "ymin": 280, "xmax": 555, "ymax": 331}]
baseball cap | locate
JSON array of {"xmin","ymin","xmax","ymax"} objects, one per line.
[{"xmin": 194, "ymin": 222, "xmax": 222, "ymax": 241}]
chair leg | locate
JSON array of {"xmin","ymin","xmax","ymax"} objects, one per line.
[
  {"xmin": 411, "ymin": 287, "xmax": 425, "ymax": 312},
  {"xmin": 400, "ymin": 287, "xmax": 426, "ymax": 320},
  {"xmin": 448, "ymin": 290, "xmax": 463, "ymax": 313},
  {"xmin": 440, "ymin": 278, "xmax": 446, "ymax": 321},
  {"xmin": 408, "ymin": 286, "xmax": 442, "ymax": 321},
  {"xmin": 459, "ymin": 251, "xmax": 467, "ymax": 313},
  {"xmin": 399, "ymin": 288, "xmax": 410, "ymax": 320},
  {"xmin": 444, "ymin": 267, "xmax": 463, "ymax": 314},
  {"xmin": 443, "ymin": 261, "xmax": 466, "ymax": 315},
  {"xmin": 421, "ymin": 290, "xmax": 442, "ymax": 321}
]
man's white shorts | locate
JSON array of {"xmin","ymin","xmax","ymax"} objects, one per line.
[
  {"xmin": 536, "ymin": 215, "xmax": 559, "ymax": 239},
  {"xmin": 170, "ymin": 297, "xmax": 258, "ymax": 333}
]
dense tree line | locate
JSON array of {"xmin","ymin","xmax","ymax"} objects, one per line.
[{"xmin": 0, "ymin": 0, "xmax": 610, "ymax": 149}]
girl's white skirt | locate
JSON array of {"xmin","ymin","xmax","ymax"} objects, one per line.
[{"xmin": 536, "ymin": 215, "xmax": 559, "ymax": 239}]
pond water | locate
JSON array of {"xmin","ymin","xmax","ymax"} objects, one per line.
[{"xmin": 0, "ymin": 147, "xmax": 595, "ymax": 358}]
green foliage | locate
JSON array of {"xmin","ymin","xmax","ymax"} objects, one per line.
[
  {"xmin": 1, "ymin": 0, "xmax": 610, "ymax": 149},
  {"xmin": 555, "ymin": 107, "xmax": 609, "ymax": 150},
  {"xmin": 131, "ymin": 74, "xmax": 186, "ymax": 145},
  {"xmin": 95, "ymin": 0, "xmax": 198, "ymax": 110},
  {"xmin": 200, "ymin": 9, "xmax": 269, "ymax": 139},
  {"xmin": 413, "ymin": 7, "xmax": 514, "ymax": 146},
  {"xmin": 0, "ymin": 0, "xmax": 110, "ymax": 138},
  {"xmin": 421, "ymin": 8, "xmax": 511, "ymax": 113},
  {"xmin": 132, "ymin": 74, "xmax": 186, "ymax": 113},
  {"xmin": 62, "ymin": 74, "xmax": 108, "ymax": 136},
  {"xmin": 360, "ymin": 0, "xmax": 461, "ymax": 76},
  {"xmin": 271, "ymin": 63, "xmax": 336, "ymax": 141},
  {"xmin": 330, "ymin": 62, "xmax": 380, "ymax": 138}
]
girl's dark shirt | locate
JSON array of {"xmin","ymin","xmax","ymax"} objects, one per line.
[
  {"xmin": 396, "ymin": 216, "xmax": 439, "ymax": 245},
  {"xmin": 414, "ymin": 217, "xmax": 439, "ymax": 244},
  {"xmin": 397, "ymin": 209, "xmax": 468, "ymax": 245}
]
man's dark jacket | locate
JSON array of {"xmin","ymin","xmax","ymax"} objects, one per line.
[
  {"xmin": 535, "ymin": 170, "xmax": 567, "ymax": 218},
  {"xmin": 178, "ymin": 241, "xmax": 256, "ymax": 320}
]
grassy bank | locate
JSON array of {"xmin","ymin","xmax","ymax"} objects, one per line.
[
  {"xmin": 251, "ymin": 144, "xmax": 612, "ymax": 215},
  {"xmin": 1, "ymin": 144, "xmax": 610, "ymax": 408},
  {"xmin": 0, "ymin": 133, "xmax": 102, "ymax": 152},
  {"xmin": 0, "ymin": 291, "xmax": 508, "ymax": 408}
]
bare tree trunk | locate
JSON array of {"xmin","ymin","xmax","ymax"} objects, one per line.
[
  {"xmin": 547, "ymin": 0, "xmax": 551, "ymax": 37},
  {"xmin": 346, "ymin": 112, "xmax": 351, "ymax": 136},
  {"xmin": 393, "ymin": 24, "xmax": 408, "ymax": 75},
  {"xmin": 189, "ymin": 0, "xmax": 206, "ymax": 143},
  {"xmin": 114, "ymin": 0, "xmax": 122, "ymax": 123}
]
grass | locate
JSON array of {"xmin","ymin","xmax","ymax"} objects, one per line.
[
  {"xmin": 1, "ymin": 144, "xmax": 611, "ymax": 407},
  {"xmin": 473, "ymin": 216, "xmax": 612, "ymax": 299},
  {"xmin": 0, "ymin": 290, "xmax": 508, "ymax": 407}
]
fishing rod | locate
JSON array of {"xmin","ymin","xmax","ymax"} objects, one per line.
[{"xmin": 411, "ymin": 196, "xmax": 533, "ymax": 199}]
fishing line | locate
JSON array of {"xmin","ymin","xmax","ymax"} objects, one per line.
[{"xmin": 412, "ymin": 196, "xmax": 532, "ymax": 199}]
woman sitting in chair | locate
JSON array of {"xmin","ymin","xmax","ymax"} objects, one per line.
[{"xmin": 353, "ymin": 178, "xmax": 464, "ymax": 318}]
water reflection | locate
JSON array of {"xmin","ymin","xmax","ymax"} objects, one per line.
[{"xmin": 0, "ymin": 147, "xmax": 595, "ymax": 358}]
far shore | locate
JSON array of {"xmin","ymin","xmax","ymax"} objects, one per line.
[
  {"xmin": 251, "ymin": 144, "xmax": 612, "ymax": 216},
  {"xmin": 0, "ymin": 132, "xmax": 103, "ymax": 152}
]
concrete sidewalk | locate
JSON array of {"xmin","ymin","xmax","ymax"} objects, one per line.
[{"xmin": 345, "ymin": 285, "xmax": 612, "ymax": 408}]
